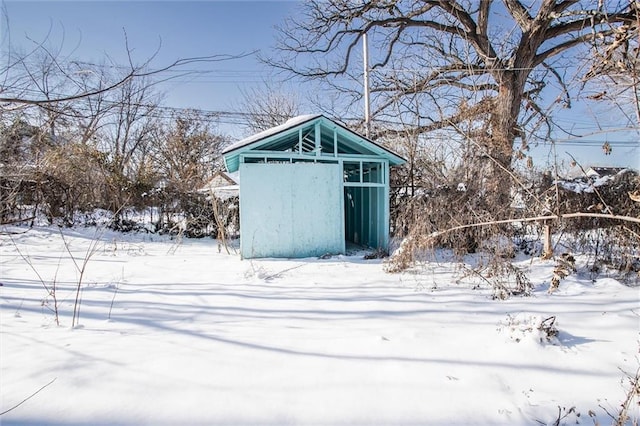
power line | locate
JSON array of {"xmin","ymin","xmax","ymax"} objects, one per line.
[{"xmin": 547, "ymin": 141, "xmax": 638, "ymax": 146}]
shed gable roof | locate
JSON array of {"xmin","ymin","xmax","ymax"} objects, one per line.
[{"xmin": 222, "ymin": 115, "xmax": 405, "ymax": 173}]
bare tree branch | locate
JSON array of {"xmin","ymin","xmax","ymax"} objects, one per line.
[{"xmin": 0, "ymin": 53, "xmax": 253, "ymax": 106}]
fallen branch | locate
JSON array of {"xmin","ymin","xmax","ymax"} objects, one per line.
[
  {"xmin": 389, "ymin": 211, "xmax": 640, "ymax": 271},
  {"xmin": 425, "ymin": 212, "xmax": 640, "ymax": 241},
  {"xmin": 0, "ymin": 216, "xmax": 36, "ymax": 226}
]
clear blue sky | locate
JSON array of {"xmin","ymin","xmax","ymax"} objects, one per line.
[{"xmin": 2, "ymin": 1, "xmax": 638, "ymax": 170}]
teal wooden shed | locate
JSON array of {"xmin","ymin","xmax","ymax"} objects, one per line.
[{"xmin": 222, "ymin": 114, "xmax": 405, "ymax": 259}]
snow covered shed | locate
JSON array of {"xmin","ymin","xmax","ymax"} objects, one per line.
[{"xmin": 222, "ymin": 114, "xmax": 406, "ymax": 259}]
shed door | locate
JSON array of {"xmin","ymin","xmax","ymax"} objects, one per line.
[{"xmin": 239, "ymin": 162, "xmax": 344, "ymax": 258}]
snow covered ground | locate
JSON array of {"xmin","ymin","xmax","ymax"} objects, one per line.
[{"xmin": 1, "ymin": 226, "xmax": 638, "ymax": 425}]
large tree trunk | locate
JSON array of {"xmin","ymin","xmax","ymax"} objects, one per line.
[{"xmin": 479, "ymin": 70, "xmax": 528, "ymax": 212}]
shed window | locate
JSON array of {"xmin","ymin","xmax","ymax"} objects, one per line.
[
  {"xmin": 363, "ymin": 162, "xmax": 383, "ymax": 183},
  {"xmin": 343, "ymin": 162, "xmax": 361, "ymax": 182}
]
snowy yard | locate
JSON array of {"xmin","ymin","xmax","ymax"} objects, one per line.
[{"xmin": 1, "ymin": 226, "xmax": 638, "ymax": 425}]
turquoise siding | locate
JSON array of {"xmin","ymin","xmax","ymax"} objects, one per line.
[
  {"xmin": 239, "ymin": 162, "xmax": 344, "ymax": 259},
  {"xmin": 224, "ymin": 115, "xmax": 405, "ymax": 259}
]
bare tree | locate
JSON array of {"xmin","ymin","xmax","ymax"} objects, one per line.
[
  {"xmin": 269, "ymin": 0, "xmax": 638, "ymax": 206},
  {"xmin": 151, "ymin": 109, "xmax": 228, "ymax": 234},
  {"xmin": 153, "ymin": 109, "xmax": 226, "ymax": 194},
  {"xmin": 0, "ymin": 10, "xmax": 251, "ymax": 225},
  {"xmin": 0, "ymin": 114, "xmax": 50, "ymax": 225},
  {"xmin": 0, "ymin": 28, "xmax": 248, "ymax": 110},
  {"xmin": 100, "ymin": 74, "xmax": 160, "ymax": 216},
  {"xmin": 237, "ymin": 83, "xmax": 300, "ymax": 133},
  {"xmin": 582, "ymin": 4, "xmax": 640, "ymax": 131}
]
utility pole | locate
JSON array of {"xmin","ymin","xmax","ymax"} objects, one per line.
[{"xmin": 363, "ymin": 32, "xmax": 371, "ymax": 139}]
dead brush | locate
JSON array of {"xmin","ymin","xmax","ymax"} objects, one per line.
[
  {"xmin": 537, "ymin": 316, "xmax": 559, "ymax": 343},
  {"xmin": 612, "ymin": 367, "xmax": 640, "ymax": 426},
  {"xmin": 499, "ymin": 314, "xmax": 560, "ymax": 344},
  {"xmin": 595, "ymin": 367, "xmax": 640, "ymax": 426},
  {"xmin": 458, "ymin": 255, "xmax": 532, "ymax": 300},
  {"xmin": 487, "ymin": 259, "xmax": 533, "ymax": 300},
  {"xmin": 549, "ymin": 253, "xmax": 576, "ymax": 293}
]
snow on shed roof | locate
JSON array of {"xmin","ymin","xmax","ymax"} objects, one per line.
[
  {"xmin": 222, "ymin": 114, "xmax": 321, "ymax": 155},
  {"xmin": 222, "ymin": 114, "xmax": 406, "ymax": 173}
]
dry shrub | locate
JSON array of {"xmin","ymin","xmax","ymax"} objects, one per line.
[
  {"xmin": 561, "ymin": 227, "xmax": 640, "ymax": 286},
  {"xmin": 387, "ymin": 185, "xmax": 535, "ymax": 299},
  {"xmin": 549, "ymin": 253, "xmax": 576, "ymax": 293},
  {"xmin": 455, "ymin": 253, "xmax": 533, "ymax": 299},
  {"xmin": 547, "ymin": 171, "xmax": 640, "ymax": 285},
  {"xmin": 388, "ymin": 182, "xmax": 527, "ymax": 273},
  {"xmin": 499, "ymin": 314, "xmax": 560, "ymax": 344},
  {"xmin": 487, "ymin": 260, "xmax": 533, "ymax": 300},
  {"xmin": 552, "ymin": 170, "xmax": 639, "ymax": 232},
  {"xmin": 388, "ymin": 169, "xmax": 639, "ymax": 288},
  {"xmin": 38, "ymin": 143, "xmax": 110, "ymax": 225}
]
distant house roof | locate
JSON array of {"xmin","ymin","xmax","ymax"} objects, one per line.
[
  {"xmin": 208, "ymin": 171, "xmax": 238, "ymax": 186},
  {"xmin": 222, "ymin": 114, "xmax": 406, "ymax": 173},
  {"xmin": 585, "ymin": 166, "xmax": 628, "ymax": 177},
  {"xmin": 198, "ymin": 171, "xmax": 239, "ymax": 200}
]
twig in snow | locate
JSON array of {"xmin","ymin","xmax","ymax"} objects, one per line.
[
  {"xmin": 0, "ymin": 378, "xmax": 57, "ymax": 416},
  {"xmin": 108, "ymin": 284, "xmax": 119, "ymax": 320}
]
